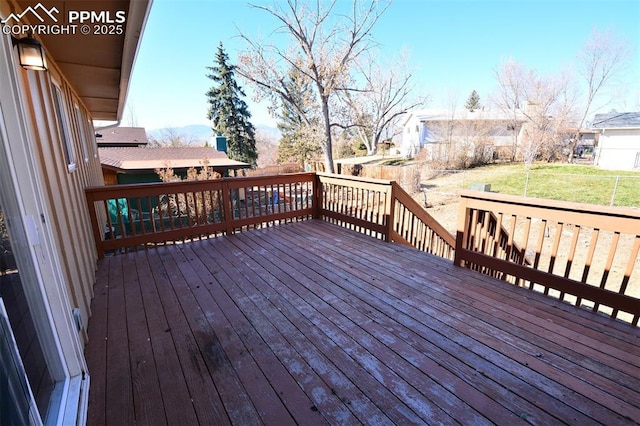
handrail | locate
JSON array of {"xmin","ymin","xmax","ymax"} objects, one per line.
[
  {"xmin": 389, "ymin": 182, "xmax": 455, "ymax": 259},
  {"xmin": 315, "ymin": 173, "xmax": 455, "ymax": 258},
  {"xmin": 455, "ymin": 189, "xmax": 640, "ymax": 325}
]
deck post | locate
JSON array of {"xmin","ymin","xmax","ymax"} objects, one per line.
[
  {"xmin": 85, "ymin": 190, "xmax": 106, "ymax": 258},
  {"xmin": 222, "ymin": 179, "xmax": 234, "ymax": 235},
  {"xmin": 453, "ymin": 197, "xmax": 470, "ymax": 267},
  {"xmin": 312, "ymin": 173, "xmax": 322, "ymax": 220},
  {"xmin": 385, "ymin": 183, "xmax": 395, "ymax": 242}
]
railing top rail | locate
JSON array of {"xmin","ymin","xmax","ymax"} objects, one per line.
[
  {"xmin": 460, "ymin": 189, "xmax": 640, "ymax": 221},
  {"xmin": 392, "ymin": 182, "xmax": 456, "ymax": 248},
  {"xmin": 85, "ymin": 173, "xmax": 317, "ymax": 198},
  {"xmin": 316, "ymin": 172, "xmax": 394, "ymax": 186}
]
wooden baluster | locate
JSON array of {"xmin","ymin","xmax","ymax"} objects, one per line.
[
  {"xmin": 559, "ymin": 224, "xmax": 581, "ymax": 301},
  {"xmin": 115, "ymin": 199, "xmax": 126, "ymax": 245},
  {"xmin": 530, "ymin": 219, "xmax": 547, "ymax": 290},
  {"xmin": 545, "ymin": 222, "xmax": 564, "ymax": 295},
  {"xmin": 575, "ymin": 228, "xmax": 599, "ymax": 308},
  {"xmin": 134, "ymin": 197, "xmax": 144, "ymax": 238},
  {"xmin": 103, "ymin": 200, "xmax": 114, "ymax": 241},
  {"xmin": 517, "ymin": 217, "xmax": 532, "ymax": 287},
  {"xmin": 611, "ymin": 235, "xmax": 639, "ymax": 320},
  {"xmin": 592, "ymin": 231, "xmax": 620, "ymax": 313}
]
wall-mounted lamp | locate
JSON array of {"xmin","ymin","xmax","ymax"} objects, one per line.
[{"xmin": 12, "ymin": 34, "xmax": 47, "ymax": 71}]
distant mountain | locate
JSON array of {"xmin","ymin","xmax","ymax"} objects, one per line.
[{"xmin": 147, "ymin": 124, "xmax": 280, "ymax": 146}]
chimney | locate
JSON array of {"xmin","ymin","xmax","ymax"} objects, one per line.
[{"xmin": 215, "ymin": 135, "xmax": 227, "ymax": 153}]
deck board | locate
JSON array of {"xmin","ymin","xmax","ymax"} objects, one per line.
[
  {"xmin": 85, "ymin": 219, "xmax": 640, "ymax": 425},
  {"xmin": 143, "ymin": 246, "xmax": 231, "ymax": 425},
  {"xmin": 103, "ymin": 255, "xmax": 134, "ymax": 425}
]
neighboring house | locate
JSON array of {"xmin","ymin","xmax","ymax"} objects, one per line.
[
  {"xmin": 95, "ymin": 126, "xmax": 149, "ymax": 148},
  {"xmin": 401, "ymin": 108, "xmax": 527, "ymax": 160},
  {"xmin": 0, "ymin": 1, "xmax": 151, "ymax": 424},
  {"xmin": 592, "ymin": 112, "xmax": 640, "ymax": 170},
  {"xmin": 99, "ymin": 146, "xmax": 250, "ymax": 184},
  {"xmin": 562, "ymin": 128, "xmax": 597, "ymax": 160}
]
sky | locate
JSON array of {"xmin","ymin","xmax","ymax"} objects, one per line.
[{"xmin": 124, "ymin": 0, "xmax": 640, "ymax": 132}]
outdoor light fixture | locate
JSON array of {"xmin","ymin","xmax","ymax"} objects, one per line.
[{"xmin": 12, "ymin": 34, "xmax": 47, "ymax": 71}]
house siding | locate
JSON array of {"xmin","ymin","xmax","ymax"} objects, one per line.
[
  {"xmin": 595, "ymin": 129, "xmax": 640, "ymax": 170},
  {"xmin": 2, "ymin": 0, "xmax": 151, "ymax": 421},
  {"xmin": 402, "ymin": 110, "xmax": 525, "ymax": 161},
  {"xmin": 15, "ymin": 55, "xmax": 103, "ymax": 342}
]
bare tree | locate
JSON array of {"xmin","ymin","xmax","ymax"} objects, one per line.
[
  {"xmin": 148, "ymin": 127, "xmax": 196, "ymax": 147},
  {"xmin": 124, "ymin": 103, "xmax": 139, "ymax": 127},
  {"xmin": 255, "ymin": 128, "xmax": 279, "ymax": 168},
  {"xmin": 493, "ymin": 59, "xmax": 577, "ymax": 167},
  {"xmin": 568, "ymin": 28, "xmax": 632, "ymax": 162},
  {"xmin": 237, "ymin": 0, "xmax": 391, "ymax": 173},
  {"xmin": 427, "ymin": 113, "xmax": 497, "ymax": 169},
  {"xmin": 442, "ymin": 89, "xmax": 461, "ymax": 163},
  {"xmin": 519, "ymin": 80, "xmax": 563, "ymax": 168},
  {"xmin": 346, "ymin": 50, "xmax": 427, "ymax": 155},
  {"xmin": 493, "ymin": 58, "xmax": 531, "ymax": 161}
]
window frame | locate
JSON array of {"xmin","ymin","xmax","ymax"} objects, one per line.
[
  {"xmin": 74, "ymin": 102, "xmax": 90, "ymax": 164},
  {"xmin": 51, "ymin": 84, "xmax": 76, "ymax": 172}
]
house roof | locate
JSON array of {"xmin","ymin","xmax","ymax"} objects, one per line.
[
  {"xmin": 96, "ymin": 127, "xmax": 149, "ymax": 147},
  {"xmin": 10, "ymin": 0, "xmax": 152, "ymax": 121},
  {"xmin": 405, "ymin": 108, "xmax": 527, "ymax": 124},
  {"xmin": 591, "ymin": 112, "xmax": 640, "ymax": 129},
  {"xmin": 99, "ymin": 147, "xmax": 249, "ymax": 171}
]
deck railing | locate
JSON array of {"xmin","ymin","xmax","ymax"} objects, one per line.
[
  {"xmin": 85, "ymin": 173, "xmax": 315, "ymax": 258},
  {"xmin": 85, "ymin": 172, "xmax": 455, "ymax": 260},
  {"xmin": 316, "ymin": 173, "xmax": 455, "ymax": 259},
  {"xmin": 86, "ymin": 174, "xmax": 638, "ymax": 324},
  {"xmin": 455, "ymin": 190, "xmax": 640, "ymax": 325}
]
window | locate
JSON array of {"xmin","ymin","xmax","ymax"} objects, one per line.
[
  {"xmin": 87, "ymin": 119, "xmax": 97, "ymax": 158},
  {"xmin": 52, "ymin": 85, "xmax": 76, "ymax": 172},
  {"xmin": 74, "ymin": 104, "xmax": 90, "ymax": 163}
]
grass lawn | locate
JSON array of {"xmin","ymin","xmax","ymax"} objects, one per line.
[{"xmin": 430, "ymin": 163, "xmax": 640, "ymax": 207}]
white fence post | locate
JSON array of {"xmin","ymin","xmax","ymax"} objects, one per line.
[{"xmin": 610, "ymin": 175, "xmax": 620, "ymax": 206}]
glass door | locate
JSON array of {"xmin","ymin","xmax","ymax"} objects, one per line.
[
  {"xmin": 0, "ymin": 201, "xmax": 57, "ymax": 423},
  {"xmin": 0, "ymin": 34, "xmax": 70, "ymax": 424}
]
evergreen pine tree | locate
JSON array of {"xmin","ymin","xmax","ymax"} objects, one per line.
[
  {"xmin": 206, "ymin": 42, "xmax": 257, "ymax": 165},
  {"xmin": 465, "ymin": 90, "xmax": 481, "ymax": 111}
]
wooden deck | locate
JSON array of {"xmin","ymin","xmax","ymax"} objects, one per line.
[{"xmin": 85, "ymin": 220, "xmax": 640, "ymax": 425}]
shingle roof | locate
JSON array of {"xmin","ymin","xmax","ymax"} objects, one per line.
[
  {"xmin": 407, "ymin": 108, "xmax": 528, "ymax": 124},
  {"xmin": 96, "ymin": 127, "xmax": 149, "ymax": 147},
  {"xmin": 99, "ymin": 147, "xmax": 249, "ymax": 170},
  {"xmin": 592, "ymin": 112, "xmax": 640, "ymax": 129}
]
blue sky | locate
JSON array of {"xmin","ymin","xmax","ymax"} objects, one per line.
[{"xmin": 125, "ymin": 0, "xmax": 640, "ymax": 131}]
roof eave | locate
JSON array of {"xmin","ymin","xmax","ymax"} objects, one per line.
[
  {"xmin": 115, "ymin": 0, "xmax": 153, "ymax": 121},
  {"xmin": 592, "ymin": 126, "xmax": 640, "ymax": 131}
]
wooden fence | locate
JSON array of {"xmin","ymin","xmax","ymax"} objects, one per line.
[{"xmin": 455, "ymin": 189, "xmax": 640, "ymax": 325}]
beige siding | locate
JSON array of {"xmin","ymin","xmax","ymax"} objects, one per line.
[
  {"xmin": 595, "ymin": 130, "xmax": 640, "ymax": 170},
  {"xmin": 15, "ymin": 59, "xmax": 104, "ymax": 342}
]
